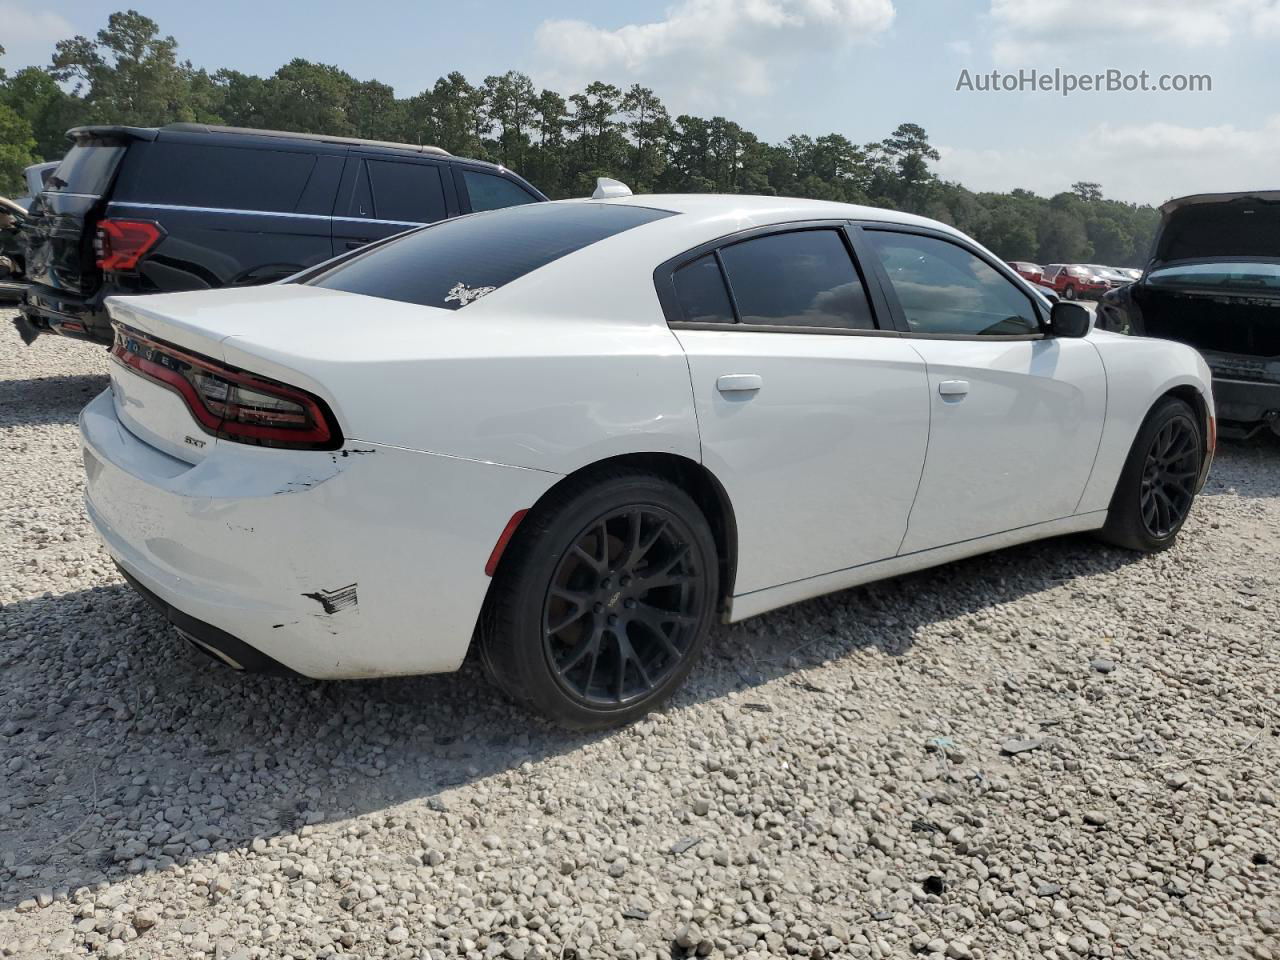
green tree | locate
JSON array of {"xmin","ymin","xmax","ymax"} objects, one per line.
[
  {"xmin": 879, "ymin": 122, "xmax": 940, "ymax": 211},
  {"xmin": 0, "ymin": 66, "xmax": 87, "ymax": 160},
  {"xmin": 1071, "ymin": 181, "xmax": 1103, "ymax": 202},
  {"xmin": 0, "ymin": 101, "xmax": 38, "ymax": 195},
  {"xmin": 258, "ymin": 59, "xmax": 357, "ymax": 135},
  {"xmin": 482, "ymin": 71, "xmax": 536, "ymax": 169},
  {"xmin": 1037, "ymin": 209, "xmax": 1092, "ymax": 263},
  {"xmin": 620, "ymin": 84, "xmax": 671, "ymax": 192},
  {"xmin": 567, "ymin": 81, "xmax": 625, "ymax": 187},
  {"xmin": 50, "ymin": 10, "xmax": 197, "ymax": 125}
]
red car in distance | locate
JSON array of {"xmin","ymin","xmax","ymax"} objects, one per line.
[
  {"xmin": 1041, "ymin": 264, "xmax": 1110, "ymax": 300},
  {"xmin": 1006, "ymin": 261, "xmax": 1044, "ymax": 284}
]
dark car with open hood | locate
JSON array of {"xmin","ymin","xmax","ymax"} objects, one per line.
[{"xmin": 1098, "ymin": 191, "xmax": 1280, "ymax": 438}]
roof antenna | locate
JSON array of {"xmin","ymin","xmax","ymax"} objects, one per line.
[{"xmin": 592, "ymin": 177, "xmax": 632, "ymax": 199}]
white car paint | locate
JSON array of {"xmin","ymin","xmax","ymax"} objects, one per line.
[
  {"xmin": 80, "ymin": 194, "xmax": 1214, "ymax": 680},
  {"xmin": 676, "ymin": 328, "xmax": 929, "ymax": 594},
  {"xmin": 898, "ymin": 336, "xmax": 1107, "ymax": 553}
]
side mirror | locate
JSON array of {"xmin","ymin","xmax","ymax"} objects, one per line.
[{"xmin": 1049, "ymin": 301, "xmax": 1092, "ymax": 338}]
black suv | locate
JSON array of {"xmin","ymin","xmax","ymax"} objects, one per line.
[{"xmin": 10, "ymin": 123, "xmax": 547, "ymax": 344}]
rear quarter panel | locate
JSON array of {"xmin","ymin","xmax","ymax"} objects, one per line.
[
  {"xmin": 224, "ymin": 218, "xmax": 709, "ymax": 474},
  {"xmin": 1077, "ymin": 331, "xmax": 1214, "ymax": 513}
]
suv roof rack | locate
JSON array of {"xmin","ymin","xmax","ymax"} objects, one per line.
[{"xmin": 160, "ymin": 123, "xmax": 451, "ymax": 156}]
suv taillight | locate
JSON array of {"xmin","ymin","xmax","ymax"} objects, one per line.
[
  {"xmin": 95, "ymin": 219, "xmax": 163, "ymax": 270},
  {"xmin": 110, "ymin": 323, "xmax": 341, "ymax": 450}
]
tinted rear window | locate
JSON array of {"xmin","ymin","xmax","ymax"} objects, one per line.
[
  {"xmin": 463, "ymin": 169, "xmax": 539, "ymax": 212},
  {"xmin": 719, "ymin": 229, "xmax": 876, "ymax": 329},
  {"xmin": 47, "ymin": 144, "xmax": 125, "ymax": 195},
  {"xmin": 672, "ymin": 254, "xmax": 734, "ymax": 324},
  {"xmin": 366, "ymin": 159, "xmax": 446, "ymax": 223},
  {"xmin": 114, "ymin": 141, "xmax": 316, "ymax": 212},
  {"xmin": 307, "ymin": 202, "xmax": 674, "ymax": 309}
]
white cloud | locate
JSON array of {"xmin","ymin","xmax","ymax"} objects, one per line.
[
  {"xmin": 535, "ymin": 0, "xmax": 896, "ymax": 101},
  {"xmin": 936, "ymin": 115, "xmax": 1280, "ymax": 205},
  {"xmin": 987, "ymin": 0, "xmax": 1280, "ymax": 61},
  {"xmin": 0, "ymin": 1, "xmax": 74, "ymax": 70}
]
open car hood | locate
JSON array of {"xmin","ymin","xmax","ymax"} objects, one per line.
[{"xmin": 1153, "ymin": 191, "xmax": 1280, "ymax": 267}]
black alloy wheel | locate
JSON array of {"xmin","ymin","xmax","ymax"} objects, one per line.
[
  {"xmin": 1139, "ymin": 414, "xmax": 1200, "ymax": 538},
  {"xmin": 543, "ymin": 506, "xmax": 701, "ymax": 707},
  {"xmin": 1099, "ymin": 395, "xmax": 1203, "ymax": 552},
  {"xmin": 480, "ymin": 467, "xmax": 719, "ymax": 729}
]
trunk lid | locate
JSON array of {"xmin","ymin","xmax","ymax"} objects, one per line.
[
  {"xmin": 104, "ymin": 284, "xmax": 443, "ymax": 459},
  {"xmin": 23, "ymin": 129, "xmax": 140, "ymax": 295},
  {"xmin": 1154, "ymin": 191, "xmax": 1280, "ymax": 266}
]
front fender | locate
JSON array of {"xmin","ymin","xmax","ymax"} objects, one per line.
[{"xmin": 1077, "ymin": 333, "xmax": 1213, "ymax": 514}]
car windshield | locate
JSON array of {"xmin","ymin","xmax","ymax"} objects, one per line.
[
  {"xmin": 1147, "ymin": 261, "xmax": 1280, "ymax": 289},
  {"xmin": 305, "ymin": 202, "xmax": 674, "ymax": 309}
]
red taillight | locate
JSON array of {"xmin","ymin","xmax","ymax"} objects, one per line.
[
  {"xmin": 110, "ymin": 323, "xmax": 341, "ymax": 450},
  {"xmin": 95, "ymin": 219, "xmax": 163, "ymax": 270},
  {"xmin": 1207, "ymin": 415, "xmax": 1217, "ymax": 456}
]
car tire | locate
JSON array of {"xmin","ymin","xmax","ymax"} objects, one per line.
[
  {"xmin": 1063, "ymin": 285, "xmax": 1076, "ymax": 300},
  {"xmin": 480, "ymin": 467, "xmax": 719, "ymax": 729},
  {"xmin": 1098, "ymin": 396, "xmax": 1203, "ymax": 552}
]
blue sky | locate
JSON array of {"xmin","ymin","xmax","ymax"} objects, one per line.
[{"xmin": 3, "ymin": 0, "xmax": 1276, "ymax": 205}]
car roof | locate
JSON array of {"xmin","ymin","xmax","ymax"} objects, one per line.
[
  {"xmin": 587, "ymin": 193, "xmax": 966, "ymax": 238},
  {"xmin": 64, "ymin": 122, "xmax": 546, "ymax": 188},
  {"xmin": 449, "ymin": 194, "xmax": 1005, "ymax": 322}
]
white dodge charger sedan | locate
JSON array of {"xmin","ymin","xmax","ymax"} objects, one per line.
[{"xmin": 81, "ymin": 193, "xmax": 1215, "ymax": 727}]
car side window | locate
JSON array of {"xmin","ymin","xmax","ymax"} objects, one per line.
[
  {"xmin": 366, "ymin": 159, "xmax": 447, "ymax": 224},
  {"xmin": 463, "ymin": 170, "xmax": 538, "ymax": 212},
  {"xmin": 672, "ymin": 254, "xmax": 735, "ymax": 324},
  {"xmin": 866, "ymin": 231, "xmax": 1040, "ymax": 336},
  {"xmin": 717, "ymin": 229, "xmax": 877, "ymax": 329},
  {"xmin": 114, "ymin": 142, "xmax": 315, "ymax": 213}
]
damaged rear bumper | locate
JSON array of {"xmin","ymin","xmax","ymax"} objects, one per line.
[
  {"xmin": 79, "ymin": 388, "xmax": 558, "ymax": 679},
  {"xmin": 116, "ymin": 562, "xmax": 298, "ymax": 674}
]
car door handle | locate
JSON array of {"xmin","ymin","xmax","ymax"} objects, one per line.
[
  {"xmin": 344, "ymin": 239, "xmax": 372, "ymax": 250},
  {"xmin": 938, "ymin": 379, "xmax": 970, "ymax": 397},
  {"xmin": 716, "ymin": 374, "xmax": 763, "ymax": 394}
]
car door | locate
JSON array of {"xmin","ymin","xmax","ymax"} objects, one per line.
[
  {"xmin": 859, "ymin": 226, "xmax": 1106, "ymax": 554},
  {"xmin": 331, "ymin": 154, "xmax": 456, "ymax": 251},
  {"xmin": 661, "ymin": 224, "xmax": 931, "ymax": 596}
]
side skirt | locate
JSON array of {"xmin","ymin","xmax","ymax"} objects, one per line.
[{"xmin": 726, "ymin": 511, "xmax": 1109, "ymax": 622}]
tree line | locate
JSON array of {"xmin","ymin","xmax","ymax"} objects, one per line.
[{"xmin": 0, "ymin": 10, "xmax": 1159, "ymax": 266}]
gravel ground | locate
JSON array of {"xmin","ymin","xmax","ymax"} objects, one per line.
[{"xmin": 1, "ymin": 312, "xmax": 1277, "ymax": 960}]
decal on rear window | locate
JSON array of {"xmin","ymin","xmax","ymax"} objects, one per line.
[
  {"xmin": 445, "ymin": 282, "xmax": 497, "ymax": 307},
  {"xmin": 304, "ymin": 202, "xmax": 675, "ymax": 310}
]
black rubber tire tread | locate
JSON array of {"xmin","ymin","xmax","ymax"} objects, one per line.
[
  {"xmin": 479, "ymin": 466, "xmax": 719, "ymax": 730},
  {"xmin": 1098, "ymin": 396, "xmax": 1202, "ymax": 552}
]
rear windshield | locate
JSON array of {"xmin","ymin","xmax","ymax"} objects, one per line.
[
  {"xmin": 306, "ymin": 202, "xmax": 674, "ymax": 309},
  {"xmin": 46, "ymin": 144, "xmax": 125, "ymax": 195}
]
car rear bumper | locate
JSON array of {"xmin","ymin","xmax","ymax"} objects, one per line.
[
  {"xmin": 20, "ymin": 284, "xmax": 113, "ymax": 342},
  {"xmin": 1211, "ymin": 376, "xmax": 1280, "ymax": 434},
  {"xmin": 80, "ymin": 388, "xmax": 558, "ymax": 678}
]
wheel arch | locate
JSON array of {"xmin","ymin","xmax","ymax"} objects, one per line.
[
  {"xmin": 485, "ymin": 451, "xmax": 738, "ymax": 616},
  {"xmin": 1159, "ymin": 383, "xmax": 1214, "ymax": 485}
]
